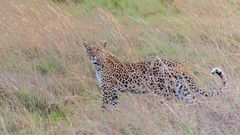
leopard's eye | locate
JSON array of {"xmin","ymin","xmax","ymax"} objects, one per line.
[{"xmin": 96, "ymin": 48, "xmax": 100, "ymax": 51}]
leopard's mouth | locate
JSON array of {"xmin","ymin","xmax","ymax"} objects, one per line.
[{"xmin": 91, "ymin": 57, "xmax": 98, "ymax": 65}]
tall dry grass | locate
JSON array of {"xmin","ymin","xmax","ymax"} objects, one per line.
[{"xmin": 0, "ymin": 0, "xmax": 239, "ymax": 134}]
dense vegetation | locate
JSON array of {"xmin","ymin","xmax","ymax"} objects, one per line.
[{"xmin": 0, "ymin": 0, "xmax": 239, "ymax": 134}]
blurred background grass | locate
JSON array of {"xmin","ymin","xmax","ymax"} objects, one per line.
[{"xmin": 0, "ymin": 0, "xmax": 240, "ymax": 134}]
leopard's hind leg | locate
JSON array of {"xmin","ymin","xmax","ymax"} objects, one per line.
[{"xmin": 173, "ymin": 82, "xmax": 198, "ymax": 104}]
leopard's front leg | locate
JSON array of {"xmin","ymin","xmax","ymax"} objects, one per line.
[{"xmin": 100, "ymin": 81, "xmax": 119, "ymax": 109}]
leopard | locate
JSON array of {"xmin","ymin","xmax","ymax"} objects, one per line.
[{"xmin": 83, "ymin": 40, "xmax": 227, "ymax": 109}]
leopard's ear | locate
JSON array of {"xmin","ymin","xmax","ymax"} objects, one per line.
[
  {"xmin": 102, "ymin": 41, "xmax": 107, "ymax": 48},
  {"xmin": 83, "ymin": 40, "xmax": 87, "ymax": 47}
]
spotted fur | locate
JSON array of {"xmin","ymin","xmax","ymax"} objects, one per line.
[{"xmin": 83, "ymin": 41, "xmax": 227, "ymax": 108}]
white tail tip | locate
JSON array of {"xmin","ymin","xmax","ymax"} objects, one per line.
[{"xmin": 211, "ymin": 67, "xmax": 222, "ymax": 75}]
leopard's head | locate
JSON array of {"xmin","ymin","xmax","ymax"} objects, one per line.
[{"xmin": 83, "ymin": 40, "xmax": 107, "ymax": 66}]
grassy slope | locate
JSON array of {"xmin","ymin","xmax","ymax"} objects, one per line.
[{"xmin": 0, "ymin": 0, "xmax": 240, "ymax": 134}]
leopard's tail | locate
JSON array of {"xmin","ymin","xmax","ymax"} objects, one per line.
[{"xmin": 197, "ymin": 68, "xmax": 227, "ymax": 97}]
